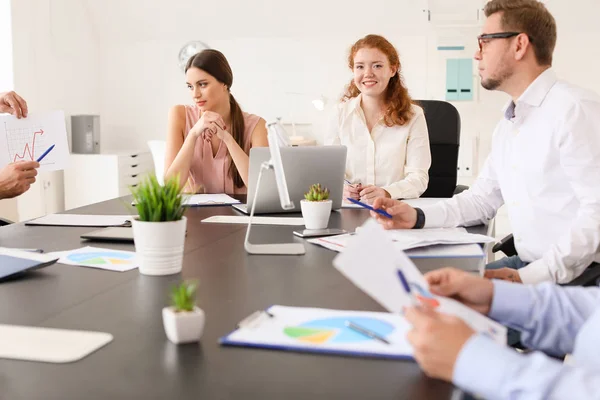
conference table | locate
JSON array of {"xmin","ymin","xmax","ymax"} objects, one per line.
[{"xmin": 0, "ymin": 196, "xmax": 492, "ymax": 400}]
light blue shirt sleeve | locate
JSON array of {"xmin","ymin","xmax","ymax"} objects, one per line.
[
  {"xmin": 489, "ymin": 280, "xmax": 600, "ymax": 355},
  {"xmin": 452, "ymin": 281, "xmax": 600, "ymax": 399},
  {"xmin": 453, "ymin": 335, "xmax": 600, "ymax": 400}
]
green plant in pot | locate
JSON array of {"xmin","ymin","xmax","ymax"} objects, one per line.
[
  {"xmin": 300, "ymin": 183, "xmax": 333, "ymax": 230},
  {"xmin": 162, "ymin": 280, "xmax": 205, "ymax": 344},
  {"xmin": 130, "ymin": 175, "xmax": 187, "ymax": 276}
]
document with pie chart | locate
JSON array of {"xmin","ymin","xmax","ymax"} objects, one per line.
[
  {"xmin": 220, "ymin": 305, "xmax": 414, "ymax": 359},
  {"xmin": 0, "ymin": 111, "xmax": 70, "ymax": 171},
  {"xmin": 57, "ymin": 246, "xmax": 137, "ymax": 272}
]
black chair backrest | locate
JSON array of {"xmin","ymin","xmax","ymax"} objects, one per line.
[{"xmin": 416, "ymin": 100, "xmax": 461, "ymax": 198}]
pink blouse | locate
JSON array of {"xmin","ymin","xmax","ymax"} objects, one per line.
[{"xmin": 184, "ymin": 105, "xmax": 260, "ymax": 194}]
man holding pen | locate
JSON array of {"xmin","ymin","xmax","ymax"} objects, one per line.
[{"xmin": 0, "ymin": 91, "xmax": 40, "ymax": 200}]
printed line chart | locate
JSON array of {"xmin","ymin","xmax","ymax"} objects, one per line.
[
  {"xmin": 4, "ymin": 123, "xmax": 51, "ymax": 163},
  {"xmin": 0, "ymin": 111, "xmax": 69, "ymax": 172}
]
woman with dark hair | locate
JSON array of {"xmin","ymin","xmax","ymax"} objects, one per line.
[
  {"xmin": 325, "ymin": 35, "xmax": 431, "ymax": 204},
  {"xmin": 165, "ymin": 49, "xmax": 268, "ymax": 193}
]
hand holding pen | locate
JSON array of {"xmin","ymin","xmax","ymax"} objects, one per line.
[
  {"xmin": 343, "ymin": 179, "xmax": 362, "ymax": 200},
  {"xmin": 370, "ymin": 197, "xmax": 419, "ymax": 230},
  {"xmin": 397, "ymin": 269, "xmax": 420, "ymax": 307}
]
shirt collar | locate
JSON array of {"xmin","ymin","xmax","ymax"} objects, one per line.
[
  {"xmin": 342, "ymin": 94, "xmax": 363, "ymax": 118},
  {"xmin": 502, "ymin": 68, "xmax": 557, "ymax": 120}
]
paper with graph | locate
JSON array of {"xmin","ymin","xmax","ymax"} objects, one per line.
[
  {"xmin": 0, "ymin": 111, "xmax": 70, "ymax": 171},
  {"xmin": 333, "ymin": 219, "xmax": 507, "ymax": 344},
  {"xmin": 220, "ymin": 305, "xmax": 414, "ymax": 359}
]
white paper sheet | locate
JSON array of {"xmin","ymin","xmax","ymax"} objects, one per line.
[
  {"xmin": 0, "ymin": 325, "xmax": 113, "ymax": 363},
  {"xmin": 0, "ymin": 111, "xmax": 70, "ymax": 171},
  {"xmin": 26, "ymin": 214, "xmax": 132, "ymax": 227},
  {"xmin": 202, "ymin": 215, "xmax": 305, "ymax": 226},
  {"xmin": 182, "ymin": 193, "xmax": 241, "ymax": 206},
  {"xmin": 57, "ymin": 246, "xmax": 137, "ymax": 272},
  {"xmin": 332, "ymin": 220, "xmax": 507, "ymax": 344}
]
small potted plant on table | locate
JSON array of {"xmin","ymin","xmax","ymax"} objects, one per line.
[
  {"xmin": 162, "ymin": 281, "xmax": 205, "ymax": 344},
  {"xmin": 130, "ymin": 175, "xmax": 186, "ymax": 276},
  {"xmin": 300, "ymin": 183, "xmax": 332, "ymax": 230}
]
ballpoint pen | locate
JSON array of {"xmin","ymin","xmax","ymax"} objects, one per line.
[
  {"xmin": 345, "ymin": 197, "xmax": 393, "ymax": 219},
  {"xmin": 397, "ymin": 269, "xmax": 420, "ymax": 307},
  {"xmin": 36, "ymin": 144, "xmax": 55, "ymax": 162},
  {"xmin": 345, "ymin": 320, "xmax": 390, "ymax": 345}
]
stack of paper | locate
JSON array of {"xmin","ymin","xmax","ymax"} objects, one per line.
[
  {"xmin": 332, "ymin": 220, "xmax": 507, "ymax": 344},
  {"xmin": 387, "ymin": 227, "xmax": 494, "ymax": 250},
  {"xmin": 307, "ymin": 227, "xmax": 492, "ymax": 255},
  {"xmin": 308, "ymin": 235, "xmax": 484, "ymax": 258}
]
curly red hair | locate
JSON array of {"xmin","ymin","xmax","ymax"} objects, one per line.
[{"xmin": 342, "ymin": 34, "xmax": 414, "ymax": 127}]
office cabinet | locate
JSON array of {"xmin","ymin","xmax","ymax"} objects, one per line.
[
  {"xmin": 64, "ymin": 150, "xmax": 154, "ymax": 210},
  {"xmin": 446, "ymin": 58, "xmax": 473, "ymax": 101}
]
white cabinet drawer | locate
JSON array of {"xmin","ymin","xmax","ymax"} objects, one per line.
[{"xmin": 117, "ymin": 152, "xmax": 153, "ymax": 168}]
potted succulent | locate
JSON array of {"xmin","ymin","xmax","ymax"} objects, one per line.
[
  {"xmin": 162, "ymin": 281, "xmax": 205, "ymax": 344},
  {"xmin": 300, "ymin": 183, "xmax": 332, "ymax": 230},
  {"xmin": 130, "ymin": 175, "xmax": 186, "ymax": 276}
]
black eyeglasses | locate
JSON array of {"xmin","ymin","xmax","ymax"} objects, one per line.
[{"xmin": 477, "ymin": 32, "xmax": 531, "ymax": 53}]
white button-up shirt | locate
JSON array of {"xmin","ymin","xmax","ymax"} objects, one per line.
[
  {"xmin": 423, "ymin": 69, "xmax": 600, "ymax": 284},
  {"xmin": 324, "ymin": 95, "xmax": 431, "ymax": 199}
]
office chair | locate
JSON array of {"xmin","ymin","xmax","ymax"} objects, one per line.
[
  {"xmin": 417, "ymin": 100, "xmax": 468, "ymax": 198},
  {"xmin": 0, "ymin": 217, "xmax": 14, "ymax": 227},
  {"xmin": 493, "ymin": 235, "xmax": 600, "ymax": 286}
]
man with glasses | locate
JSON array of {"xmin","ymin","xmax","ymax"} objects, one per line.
[{"xmin": 372, "ymin": 0, "xmax": 600, "ymax": 285}]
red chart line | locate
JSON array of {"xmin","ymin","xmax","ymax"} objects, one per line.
[{"xmin": 12, "ymin": 129, "xmax": 45, "ymax": 162}]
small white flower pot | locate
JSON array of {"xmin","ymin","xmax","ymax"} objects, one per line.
[
  {"xmin": 300, "ymin": 200, "xmax": 332, "ymax": 230},
  {"xmin": 132, "ymin": 216, "xmax": 187, "ymax": 276},
  {"xmin": 162, "ymin": 306, "xmax": 205, "ymax": 344}
]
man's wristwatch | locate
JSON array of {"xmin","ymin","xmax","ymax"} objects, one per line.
[{"xmin": 412, "ymin": 207, "xmax": 425, "ymax": 229}]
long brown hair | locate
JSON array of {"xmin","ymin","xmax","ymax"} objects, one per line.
[
  {"xmin": 186, "ymin": 49, "xmax": 246, "ymax": 188},
  {"xmin": 342, "ymin": 35, "xmax": 414, "ymax": 127}
]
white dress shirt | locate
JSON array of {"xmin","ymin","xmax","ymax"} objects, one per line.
[
  {"xmin": 324, "ymin": 94, "xmax": 431, "ymax": 199},
  {"xmin": 422, "ymin": 69, "xmax": 600, "ymax": 284}
]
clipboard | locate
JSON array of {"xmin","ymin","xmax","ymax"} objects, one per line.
[
  {"xmin": 25, "ymin": 214, "xmax": 132, "ymax": 228},
  {"xmin": 219, "ymin": 305, "xmax": 414, "ymax": 360}
]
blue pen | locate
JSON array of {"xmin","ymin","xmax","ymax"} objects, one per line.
[
  {"xmin": 397, "ymin": 269, "xmax": 419, "ymax": 306},
  {"xmin": 36, "ymin": 144, "xmax": 55, "ymax": 162},
  {"xmin": 345, "ymin": 197, "xmax": 393, "ymax": 219}
]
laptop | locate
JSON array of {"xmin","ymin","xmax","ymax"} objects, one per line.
[
  {"xmin": 233, "ymin": 146, "xmax": 347, "ymax": 214},
  {"xmin": 80, "ymin": 227, "xmax": 135, "ymax": 243}
]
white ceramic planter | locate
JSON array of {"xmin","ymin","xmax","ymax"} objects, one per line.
[
  {"xmin": 300, "ymin": 200, "xmax": 332, "ymax": 230},
  {"xmin": 132, "ymin": 216, "xmax": 187, "ymax": 276},
  {"xmin": 162, "ymin": 306, "xmax": 205, "ymax": 344}
]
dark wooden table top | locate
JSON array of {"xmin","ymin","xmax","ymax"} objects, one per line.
[{"xmin": 0, "ymin": 196, "xmax": 486, "ymax": 400}]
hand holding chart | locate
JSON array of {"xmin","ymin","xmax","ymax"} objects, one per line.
[{"xmin": 0, "ymin": 111, "xmax": 70, "ymax": 171}]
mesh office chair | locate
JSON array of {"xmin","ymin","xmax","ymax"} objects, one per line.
[{"xmin": 417, "ymin": 100, "xmax": 468, "ymax": 198}]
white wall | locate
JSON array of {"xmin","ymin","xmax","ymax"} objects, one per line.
[
  {"xmin": 9, "ymin": 0, "xmax": 101, "ymax": 220},
  {"xmin": 6, "ymin": 0, "xmax": 600, "ymax": 230}
]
